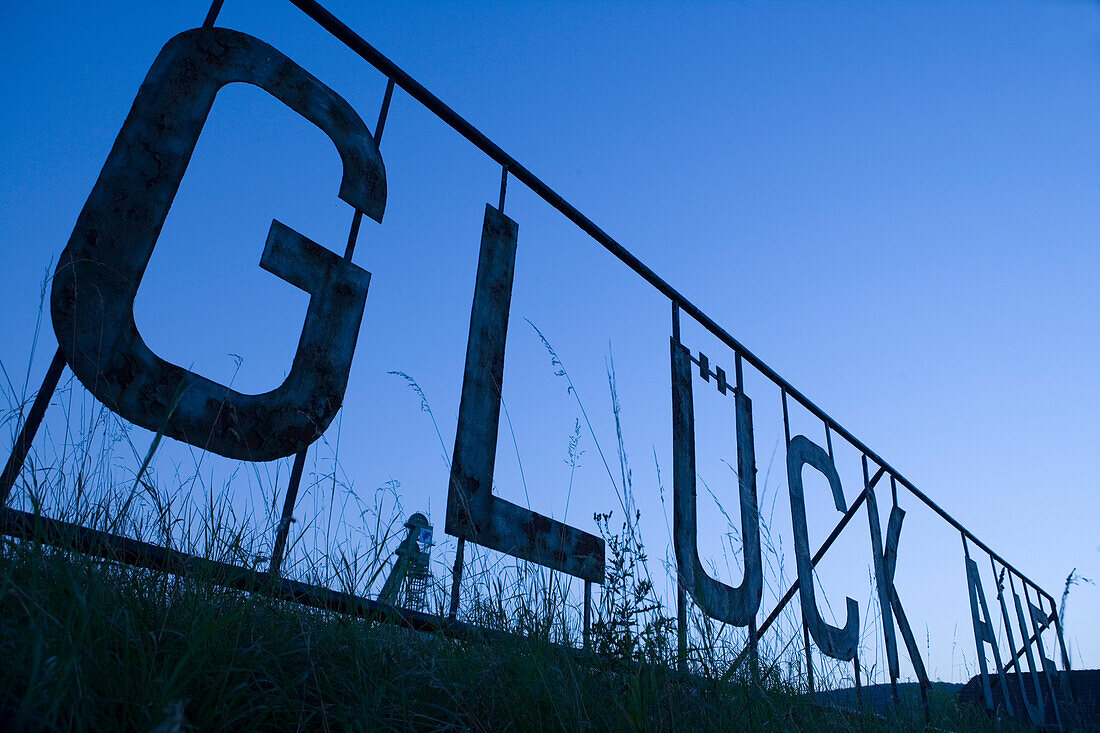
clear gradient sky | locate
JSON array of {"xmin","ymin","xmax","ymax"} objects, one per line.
[{"xmin": 1, "ymin": 1, "xmax": 1097, "ymax": 684}]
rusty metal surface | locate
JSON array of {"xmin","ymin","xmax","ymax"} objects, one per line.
[
  {"xmin": 445, "ymin": 205, "xmax": 604, "ymax": 583},
  {"xmin": 786, "ymin": 435, "xmax": 858, "ymax": 661},
  {"xmin": 670, "ymin": 340, "xmax": 762, "ymax": 626},
  {"xmin": 965, "ymin": 556, "xmax": 1015, "ymax": 715},
  {"xmin": 51, "ymin": 27, "xmax": 383, "ymax": 462}
]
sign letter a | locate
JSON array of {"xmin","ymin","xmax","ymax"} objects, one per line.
[{"xmin": 965, "ymin": 557, "xmax": 1015, "ymax": 715}]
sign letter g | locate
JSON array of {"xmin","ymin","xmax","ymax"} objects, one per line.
[{"xmin": 52, "ymin": 28, "xmax": 385, "ymax": 461}]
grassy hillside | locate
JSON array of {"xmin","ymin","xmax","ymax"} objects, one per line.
[
  {"xmin": 0, "ymin": 330, "xmax": 1036, "ymax": 730},
  {"xmin": 1, "ymin": 532, "xmax": 1026, "ymax": 732}
]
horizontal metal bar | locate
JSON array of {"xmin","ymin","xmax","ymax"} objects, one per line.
[
  {"xmin": 0, "ymin": 508, "xmax": 481, "ymax": 636},
  {"xmin": 285, "ymin": 0, "xmax": 1054, "ymax": 605}
]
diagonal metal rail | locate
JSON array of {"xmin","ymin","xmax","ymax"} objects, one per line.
[{"xmin": 284, "ymin": 0, "xmax": 1054, "ymax": 606}]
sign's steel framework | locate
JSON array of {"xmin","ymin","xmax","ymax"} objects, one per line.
[{"xmin": 0, "ymin": 0, "xmax": 1074, "ymax": 724}]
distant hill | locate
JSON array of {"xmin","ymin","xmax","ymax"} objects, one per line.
[{"xmin": 816, "ymin": 680, "xmax": 963, "ymax": 717}]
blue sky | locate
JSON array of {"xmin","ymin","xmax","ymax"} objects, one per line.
[{"xmin": 1, "ymin": 1, "xmax": 1097, "ymax": 684}]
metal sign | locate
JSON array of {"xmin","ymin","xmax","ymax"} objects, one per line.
[
  {"xmin": 0, "ymin": 0, "xmax": 1076, "ymax": 725},
  {"xmin": 446, "ymin": 205, "xmax": 604, "ymax": 583},
  {"xmin": 52, "ymin": 27, "xmax": 383, "ymax": 462}
]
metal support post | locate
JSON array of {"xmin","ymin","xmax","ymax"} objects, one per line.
[
  {"xmin": 269, "ymin": 448, "xmax": 307, "ymax": 576},
  {"xmin": 583, "ymin": 579, "xmax": 592, "ymax": 651},
  {"xmin": 0, "ymin": 347, "xmax": 66, "ymax": 507},
  {"xmin": 803, "ymin": 620, "xmax": 814, "ymax": 693},
  {"xmin": 202, "ymin": 0, "xmax": 225, "ymax": 27},
  {"xmin": 853, "ymin": 651, "xmax": 863, "ymax": 711},
  {"xmin": 677, "ymin": 585, "xmax": 687, "ymax": 673},
  {"xmin": 447, "ymin": 536, "xmax": 465, "ymax": 621}
]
